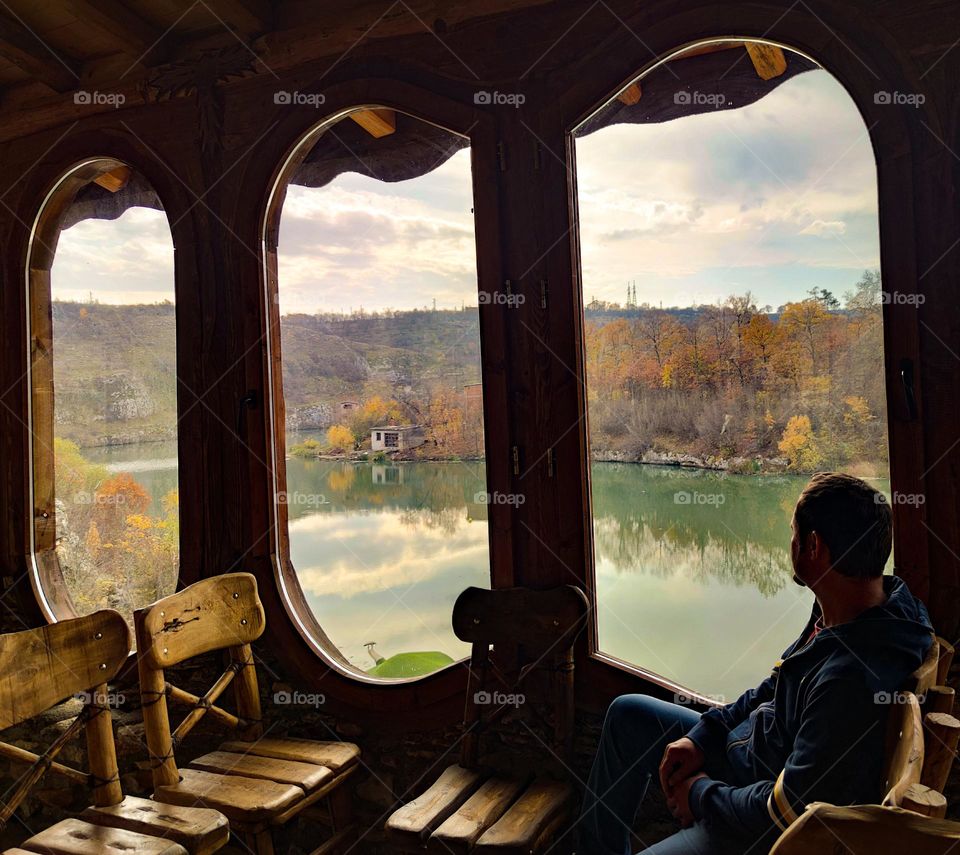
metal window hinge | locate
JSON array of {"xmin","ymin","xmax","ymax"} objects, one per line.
[
  {"xmin": 547, "ymin": 447, "xmax": 555, "ymax": 477},
  {"xmin": 505, "ymin": 279, "xmax": 513, "ymax": 298},
  {"xmin": 533, "ymin": 141, "xmax": 542, "ymax": 171},
  {"xmin": 540, "ymin": 279, "xmax": 548, "ymax": 309},
  {"xmin": 512, "ymin": 445, "xmax": 520, "ymax": 475},
  {"xmin": 497, "ymin": 141, "xmax": 507, "ymax": 171}
]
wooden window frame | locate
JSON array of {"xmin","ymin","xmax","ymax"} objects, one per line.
[
  {"xmin": 24, "ymin": 155, "xmax": 185, "ymax": 625},
  {"xmin": 546, "ymin": 30, "xmax": 928, "ymax": 713},
  {"xmin": 252, "ymin": 81, "xmax": 511, "ymax": 723}
]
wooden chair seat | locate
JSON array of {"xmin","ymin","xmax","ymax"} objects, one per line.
[
  {"xmin": 218, "ymin": 738, "xmax": 360, "ymax": 773},
  {"xmin": 82, "ymin": 795, "xmax": 230, "ymax": 855},
  {"xmin": 188, "ymin": 750, "xmax": 333, "ymax": 791},
  {"xmin": 386, "ymin": 764, "xmax": 574, "ymax": 853},
  {"xmin": 15, "ymin": 817, "xmax": 189, "ymax": 855},
  {"xmin": 154, "ymin": 768, "xmax": 305, "ymax": 824}
]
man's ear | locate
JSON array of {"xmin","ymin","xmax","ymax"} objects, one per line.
[{"xmin": 808, "ymin": 530, "xmax": 820, "ymax": 559}]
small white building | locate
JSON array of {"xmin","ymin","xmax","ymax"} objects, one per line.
[{"xmin": 371, "ymin": 425, "xmax": 425, "ymax": 452}]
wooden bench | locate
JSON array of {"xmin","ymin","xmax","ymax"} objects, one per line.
[
  {"xmin": 0, "ymin": 610, "xmax": 229, "ymax": 855},
  {"xmin": 135, "ymin": 572, "xmax": 360, "ymax": 855},
  {"xmin": 384, "ymin": 585, "xmax": 589, "ymax": 854},
  {"xmin": 771, "ymin": 634, "xmax": 960, "ymax": 853}
]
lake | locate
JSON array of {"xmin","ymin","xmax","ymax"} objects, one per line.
[{"xmin": 80, "ymin": 442, "xmax": 891, "ymax": 700}]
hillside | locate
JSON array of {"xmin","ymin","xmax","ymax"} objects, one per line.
[{"xmin": 50, "ymin": 302, "xmax": 485, "ymax": 445}]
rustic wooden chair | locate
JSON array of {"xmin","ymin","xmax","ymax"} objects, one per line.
[
  {"xmin": 134, "ymin": 572, "xmax": 360, "ymax": 855},
  {"xmin": 0, "ymin": 610, "xmax": 229, "ymax": 855},
  {"xmin": 770, "ymin": 634, "xmax": 960, "ymax": 853},
  {"xmin": 385, "ymin": 584, "xmax": 589, "ymax": 854}
]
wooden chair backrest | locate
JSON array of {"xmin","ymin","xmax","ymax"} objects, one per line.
[
  {"xmin": 882, "ymin": 692, "xmax": 924, "ymax": 807},
  {"xmin": 451, "ymin": 585, "xmax": 589, "ymax": 770},
  {"xmin": 0, "ymin": 610, "xmax": 130, "ymax": 823},
  {"xmin": 905, "ymin": 635, "xmax": 941, "ymax": 698},
  {"xmin": 135, "ymin": 573, "xmax": 266, "ymax": 789}
]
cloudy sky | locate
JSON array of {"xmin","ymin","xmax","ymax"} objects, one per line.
[{"xmin": 52, "ymin": 61, "xmax": 879, "ymax": 313}]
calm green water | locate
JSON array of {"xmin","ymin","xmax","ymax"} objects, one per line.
[{"xmin": 84, "ymin": 442, "xmax": 892, "ymax": 699}]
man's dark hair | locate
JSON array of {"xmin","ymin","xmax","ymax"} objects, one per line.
[{"xmin": 794, "ymin": 472, "xmax": 892, "ymax": 578}]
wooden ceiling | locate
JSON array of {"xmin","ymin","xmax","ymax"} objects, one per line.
[{"xmin": 0, "ymin": 0, "xmax": 552, "ymax": 113}]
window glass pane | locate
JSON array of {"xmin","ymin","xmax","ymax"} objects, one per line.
[
  {"xmin": 276, "ymin": 109, "xmax": 488, "ymax": 679},
  {"xmin": 573, "ymin": 43, "xmax": 888, "ymax": 698},
  {"xmin": 36, "ymin": 167, "xmax": 178, "ymax": 620}
]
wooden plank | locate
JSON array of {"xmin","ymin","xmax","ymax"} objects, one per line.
[
  {"xmin": 906, "ymin": 636, "xmax": 940, "ymax": 696},
  {"xmin": 82, "ymin": 795, "xmax": 230, "ymax": 855},
  {"xmin": 136, "ymin": 573, "xmax": 264, "ymax": 668},
  {"xmin": 189, "ymin": 750, "xmax": 332, "ymax": 791},
  {"xmin": 385, "ymin": 765, "xmax": 485, "ymax": 840},
  {"xmin": 744, "ymin": 42, "xmax": 788, "ymax": 80},
  {"xmin": 429, "ymin": 775, "xmax": 526, "ymax": 854},
  {"xmin": 154, "ymin": 768, "xmax": 304, "ymax": 824},
  {"xmin": 616, "ymin": 83, "xmax": 641, "ymax": 105},
  {"xmin": 922, "ymin": 685, "xmax": 954, "ymax": 718},
  {"xmin": 0, "ymin": 12, "xmax": 79, "ymax": 92},
  {"xmin": 473, "ymin": 778, "xmax": 573, "ymax": 853},
  {"xmin": 93, "ymin": 165, "xmax": 131, "ymax": 193},
  {"xmin": 219, "ymin": 737, "xmax": 359, "ymax": 771},
  {"xmin": 19, "ymin": 818, "xmax": 188, "ymax": 855},
  {"xmin": 348, "ymin": 109, "xmax": 396, "ymax": 138},
  {"xmin": 0, "ymin": 610, "xmax": 129, "ymax": 728},
  {"xmin": 60, "ymin": 0, "xmax": 162, "ymax": 59}
]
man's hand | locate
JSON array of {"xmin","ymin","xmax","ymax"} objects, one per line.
[
  {"xmin": 666, "ymin": 772, "xmax": 708, "ymax": 828},
  {"xmin": 658, "ymin": 736, "xmax": 705, "ymax": 798}
]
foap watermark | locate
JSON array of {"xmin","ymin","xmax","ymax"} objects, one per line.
[
  {"xmin": 674, "ymin": 491, "xmax": 725, "ymax": 506},
  {"xmin": 474, "ymin": 690, "xmax": 525, "ymax": 708},
  {"xmin": 74, "ymin": 689, "xmax": 126, "ymax": 708},
  {"xmin": 273, "ymin": 689, "xmax": 326, "ymax": 708},
  {"xmin": 475, "ymin": 490, "xmax": 525, "ymax": 507},
  {"xmin": 478, "ymin": 290, "xmax": 525, "ymax": 308},
  {"xmin": 674, "ymin": 691, "xmax": 726, "ymax": 705},
  {"xmin": 874, "ymin": 91, "xmax": 926, "ymax": 108},
  {"xmin": 74, "ymin": 90, "xmax": 125, "ymax": 109},
  {"xmin": 874, "ymin": 690, "xmax": 926, "ymax": 705},
  {"xmin": 674, "ymin": 90, "xmax": 726, "ymax": 109},
  {"xmin": 72, "ymin": 490, "xmax": 125, "ymax": 506},
  {"xmin": 882, "ymin": 491, "xmax": 925, "ymax": 507},
  {"xmin": 274, "ymin": 90, "xmax": 326, "ymax": 108},
  {"xmin": 474, "ymin": 90, "xmax": 525, "ymax": 108},
  {"xmin": 881, "ymin": 291, "xmax": 925, "ymax": 307},
  {"xmin": 277, "ymin": 491, "xmax": 329, "ymax": 507}
]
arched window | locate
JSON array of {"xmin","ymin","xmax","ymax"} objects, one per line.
[
  {"xmin": 28, "ymin": 159, "xmax": 178, "ymax": 623},
  {"xmin": 266, "ymin": 107, "xmax": 490, "ymax": 680},
  {"xmin": 572, "ymin": 41, "xmax": 888, "ymax": 698}
]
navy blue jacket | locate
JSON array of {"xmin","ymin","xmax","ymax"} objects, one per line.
[{"xmin": 686, "ymin": 575, "xmax": 932, "ymax": 842}]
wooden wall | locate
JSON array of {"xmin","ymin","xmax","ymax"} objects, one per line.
[{"xmin": 1, "ymin": 0, "xmax": 958, "ymax": 730}]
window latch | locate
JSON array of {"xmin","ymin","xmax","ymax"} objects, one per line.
[
  {"xmin": 900, "ymin": 358, "xmax": 917, "ymax": 421},
  {"xmin": 237, "ymin": 389, "xmax": 259, "ymax": 435}
]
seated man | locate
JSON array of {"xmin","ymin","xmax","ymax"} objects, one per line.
[{"xmin": 577, "ymin": 472, "xmax": 934, "ymax": 855}]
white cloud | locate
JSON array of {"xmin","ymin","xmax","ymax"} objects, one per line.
[{"xmin": 799, "ymin": 219, "xmax": 847, "ymax": 236}]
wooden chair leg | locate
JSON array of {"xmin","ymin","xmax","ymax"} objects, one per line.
[
  {"xmin": 327, "ymin": 786, "xmax": 356, "ymax": 854},
  {"xmin": 241, "ymin": 829, "xmax": 276, "ymax": 855}
]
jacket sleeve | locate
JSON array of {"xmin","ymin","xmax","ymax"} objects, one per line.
[
  {"xmin": 687, "ymin": 675, "xmax": 885, "ymax": 838},
  {"xmin": 684, "ymin": 668, "xmax": 777, "ymax": 756}
]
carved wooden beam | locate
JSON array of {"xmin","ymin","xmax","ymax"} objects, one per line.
[{"xmin": 0, "ymin": 12, "xmax": 79, "ymax": 92}]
